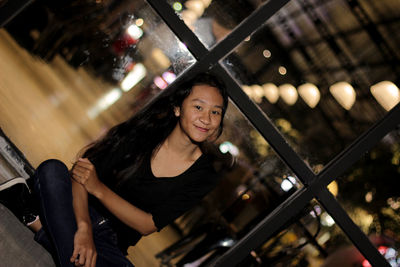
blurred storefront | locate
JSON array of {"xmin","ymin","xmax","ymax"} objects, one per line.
[{"xmin": 0, "ymin": 0, "xmax": 399, "ymax": 266}]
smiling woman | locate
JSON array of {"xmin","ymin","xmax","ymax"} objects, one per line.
[
  {"xmin": 174, "ymin": 84, "xmax": 224, "ymax": 143},
  {"xmin": 0, "ymin": 72, "xmax": 231, "ymax": 267}
]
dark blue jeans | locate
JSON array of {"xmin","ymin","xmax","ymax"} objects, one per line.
[{"xmin": 33, "ymin": 159, "xmax": 134, "ymax": 267}]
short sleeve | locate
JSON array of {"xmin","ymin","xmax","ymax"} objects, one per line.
[{"xmin": 151, "ymin": 170, "xmax": 218, "ymax": 230}]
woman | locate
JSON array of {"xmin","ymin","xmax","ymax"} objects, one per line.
[{"xmin": 0, "ymin": 73, "xmax": 229, "ymax": 267}]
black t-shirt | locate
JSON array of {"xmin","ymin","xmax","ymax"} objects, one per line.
[{"xmin": 90, "ymin": 153, "xmax": 219, "ymax": 253}]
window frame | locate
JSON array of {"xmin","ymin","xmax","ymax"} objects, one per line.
[{"xmin": 147, "ymin": 0, "xmax": 397, "ymax": 266}]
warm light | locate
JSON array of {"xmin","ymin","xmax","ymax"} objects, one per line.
[
  {"xmin": 317, "ymin": 232, "xmax": 331, "ymax": 245},
  {"xmin": 172, "ymin": 2, "xmax": 183, "ymax": 11},
  {"xmin": 127, "ymin": 24, "xmax": 143, "ymax": 40},
  {"xmin": 262, "ymin": 83, "xmax": 279, "ymax": 104},
  {"xmin": 87, "ymin": 88, "xmax": 122, "ymax": 118},
  {"xmin": 278, "ymin": 66, "xmax": 287, "ymax": 75},
  {"xmin": 321, "ymin": 212, "xmax": 335, "ymax": 227},
  {"xmin": 279, "ymin": 84, "xmax": 298, "ymax": 105},
  {"xmin": 242, "ymin": 85, "xmax": 253, "ymax": 98},
  {"xmin": 263, "ymin": 49, "xmax": 271, "ymax": 58},
  {"xmin": 251, "ymin": 85, "xmax": 264, "ymax": 103},
  {"xmin": 242, "ymin": 193, "xmax": 250, "ymax": 200},
  {"xmin": 199, "ymin": 0, "xmax": 212, "ymax": 6},
  {"xmin": 98, "ymin": 89, "xmax": 122, "ymax": 110},
  {"xmin": 329, "ymin": 82, "xmax": 356, "ymax": 110},
  {"xmin": 135, "ymin": 18, "xmax": 144, "ymax": 27},
  {"xmin": 151, "ymin": 48, "xmax": 171, "ymax": 69},
  {"xmin": 244, "ymin": 36, "xmax": 251, "ymax": 42},
  {"xmin": 362, "ymin": 259, "xmax": 372, "ymax": 267},
  {"xmin": 154, "ymin": 76, "xmax": 168, "ymax": 90},
  {"xmin": 298, "ymin": 83, "xmax": 320, "ymax": 108},
  {"xmin": 162, "ymin": 71, "xmax": 176, "ymax": 84},
  {"xmin": 181, "ymin": 9, "xmax": 197, "ymax": 25},
  {"xmin": 370, "ymin": 81, "xmax": 400, "ymax": 111},
  {"xmin": 327, "ymin": 181, "xmax": 338, "ymax": 197},
  {"xmin": 185, "ymin": 0, "xmax": 205, "ymax": 17},
  {"xmin": 365, "ymin": 191, "xmax": 373, "ymax": 203},
  {"xmin": 121, "ymin": 63, "xmax": 146, "ymax": 91}
]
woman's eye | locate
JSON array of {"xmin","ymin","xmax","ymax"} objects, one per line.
[
  {"xmin": 212, "ymin": 110, "xmax": 221, "ymax": 115},
  {"xmin": 195, "ymin": 105, "xmax": 202, "ymax": 110}
]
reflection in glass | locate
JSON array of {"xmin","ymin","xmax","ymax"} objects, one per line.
[
  {"xmin": 167, "ymin": 0, "xmax": 262, "ymax": 48},
  {"xmin": 1, "ymin": 0, "xmax": 195, "ymax": 167},
  {"xmin": 228, "ymin": 198, "xmax": 399, "ymax": 266},
  {"xmin": 334, "ymin": 130, "xmax": 400, "ymax": 266},
  {"xmin": 225, "ymin": 199, "xmax": 356, "ymax": 267}
]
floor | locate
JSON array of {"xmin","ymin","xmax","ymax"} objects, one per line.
[{"xmin": 0, "ymin": 29, "xmax": 180, "ymax": 266}]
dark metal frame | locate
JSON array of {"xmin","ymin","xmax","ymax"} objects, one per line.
[
  {"xmin": 0, "ymin": 0, "xmax": 34, "ymax": 27},
  {"xmin": 147, "ymin": 0, "xmax": 398, "ymax": 266}
]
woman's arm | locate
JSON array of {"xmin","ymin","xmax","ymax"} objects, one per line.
[
  {"xmin": 72, "ymin": 158, "xmax": 157, "ymax": 236},
  {"xmin": 71, "ymin": 179, "xmax": 91, "ymax": 231},
  {"xmin": 70, "ymin": 177, "xmax": 97, "ymax": 267}
]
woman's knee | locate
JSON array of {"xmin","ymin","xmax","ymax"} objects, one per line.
[{"xmin": 35, "ymin": 159, "xmax": 70, "ymax": 187}]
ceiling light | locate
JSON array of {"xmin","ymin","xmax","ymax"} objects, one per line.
[
  {"xmin": 185, "ymin": 0, "xmax": 205, "ymax": 17},
  {"xmin": 181, "ymin": 9, "xmax": 197, "ymax": 26},
  {"xmin": 151, "ymin": 48, "xmax": 171, "ymax": 69},
  {"xmin": 298, "ymin": 83, "xmax": 320, "ymax": 108},
  {"xmin": 370, "ymin": 81, "xmax": 400, "ymax": 111},
  {"xmin": 251, "ymin": 84, "xmax": 264, "ymax": 103},
  {"xmin": 121, "ymin": 63, "xmax": 146, "ymax": 91},
  {"xmin": 329, "ymin": 81, "xmax": 356, "ymax": 110},
  {"xmin": 278, "ymin": 66, "xmax": 287, "ymax": 75},
  {"xmin": 135, "ymin": 18, "xmax": 144, "ymax": 27},
  {"xmin": 127, "ymin": 24, "xmax": 143, "ymax": 40},
  {"xmin": 279, "ymin": 84, "xmax": 298, "ymax": 105},
  {"xmin": 263, "ymin": 49, "xmax": 271, "ymax": 58},
  {"xmin": 87, "ymin": 88, "xmax": 122, "ymax": 119},
  {"xmin": 262, "ymin": 83, "xmax": 279, "ymax": 104},
  {"xmin": 242, "ymin": 85, "xmax": 253, "ymax": 98}
]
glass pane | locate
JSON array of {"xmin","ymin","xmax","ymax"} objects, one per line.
[
  {"xmin": 1, "ymin": 0, "xmax": 195, "ymax": 167},
  {"xmin": 232, "ymin": 199, "xmax": 396, "ymax": 266},
  {"xmin": 166, "ymin": 0, "xmax": 274, "ymax": 48},
  {"xmin": 184, "ymin": 199, "xmax": 371, "ymax": 266},
  {"xmin": 334, "ymin": 129, "xmax": 400, "ymax": 266},
  {"xmin": 223, "ymin": 0, "xmax": 399, "ymax": 171},
  {"xmin": 153, "ymin": 101, "xmax": 303, "ymax": 266}
]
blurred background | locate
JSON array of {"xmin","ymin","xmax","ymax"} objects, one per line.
[{"xmin": 0, "ymin": 0, "xmax": 399, "ymax": 266}]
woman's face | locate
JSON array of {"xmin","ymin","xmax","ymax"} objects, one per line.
[{"xmin": 175, "ymin": 84, "xmax": 224, "ymax": 143}]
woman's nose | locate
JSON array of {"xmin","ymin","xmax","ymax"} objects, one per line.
[{"xmin": 199, "ymin": 112, "xmax": 211, "ymax": 124}]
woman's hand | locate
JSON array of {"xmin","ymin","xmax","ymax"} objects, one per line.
[
  {"xmin": 70, "ymin": 225, "xmax": 97, "ymax": 267},
  {"xmin": 71, "ymin": 158, "xmax": 102, "ymax": 196}
]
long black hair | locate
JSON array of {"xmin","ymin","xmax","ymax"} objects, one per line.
[{"xmin": 80, "ymin": 72, "xmax": 229, "ymax": 187}]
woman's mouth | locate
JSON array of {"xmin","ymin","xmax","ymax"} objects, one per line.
[{"xmin": 195, "ymin": 126, "xmax": 209, "ymax": 132}]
